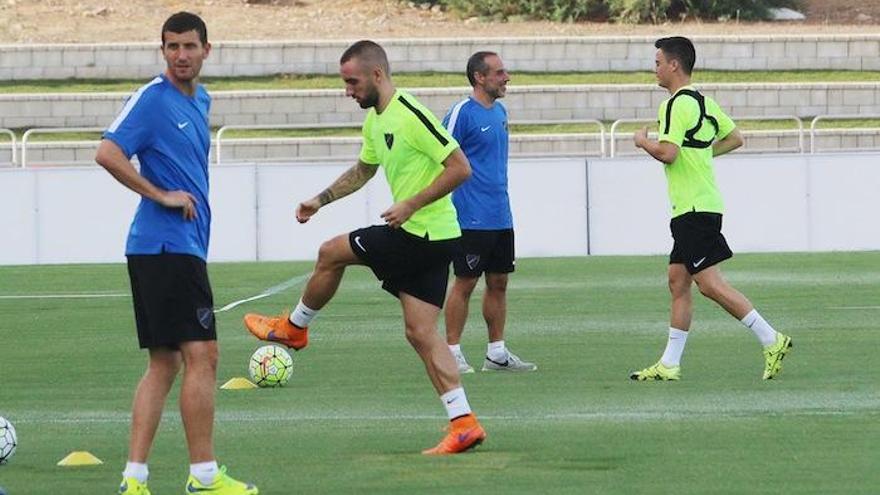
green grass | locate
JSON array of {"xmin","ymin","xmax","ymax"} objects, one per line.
[
  {"xmin": 0, "ymin": 252, "xmax": 877, "ymax": 494},
  {"xmin": 1, "ymin": 70, "xmax": 878, "ymax": 93}
]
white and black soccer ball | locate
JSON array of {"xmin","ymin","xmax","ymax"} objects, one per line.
[
  {"xmin": 0, "ymin": 416, "xmax": 17, "ymax": 465},
  {"xmin": 248, "ymin": 345, "xmax": 294, "ymax": 387}
]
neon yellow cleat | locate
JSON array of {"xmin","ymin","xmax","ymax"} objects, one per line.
[
  {"xmin": 118, "ymin": 477, "xmax": 151, "ymax": 495},
  {"xmin": 629, "ymin": 361, "xmax": 681, "ymax": 381},
  {"xmin": 184, "ymin": 466, "xmax": 258, "ymax": 495},
  {"xmin": 762, "ymin": 333, "xmax": 793, "ymax": 380}
]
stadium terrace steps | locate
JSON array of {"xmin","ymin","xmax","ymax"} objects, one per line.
[
  {"xmin": 1, "ymin": 35, "xmax": 879, "ymax": 81},
  {"xmin": 1, "ymin": 83, "xmax": 879, "ymax": 130}
]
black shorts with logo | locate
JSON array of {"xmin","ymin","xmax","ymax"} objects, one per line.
[
  {"xmin": 452, "ymin": 228, "xmax": 516, "ymax": 278},
  {"xmin": 127, "ymin": 254, "xmax": 217, "ymax": 349},
  {"xmin": 669, "ymin": 212, "xmax": 733, "ymax": 274},
  {"xmin": 349, "ymin": 225, "xmax": 461, "ymax": 308}
]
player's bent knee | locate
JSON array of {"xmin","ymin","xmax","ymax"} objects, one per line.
[
  {"xmin": 317, "ymin": 235, "xmax": 358, "ymax": 268},
  {"xmin": 404, "ymin": 324, "xmax": 434, "ymax": 348},
  {"xmin": 695, "ymin": 279, "xmax": 722, "ymax": 300}
]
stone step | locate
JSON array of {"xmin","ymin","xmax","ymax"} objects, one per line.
[
  {"xmin": 1, "ymin": 82, "xmax": 879, "ymax": 130},
  {"xmin": 2, "ymin": 35, "xmax": 879, "ymax": 81}
]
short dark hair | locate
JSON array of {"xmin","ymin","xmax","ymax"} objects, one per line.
[
  {"xmin": 655, "ymin": 36, "xmax": 695, "ymax": 75},
  {"xmin": 340, "ymin": 40, "xmax": 390, "ymax": 75},
  {"xmin": 161, "ymin": 12, "xmax": 208, "ymax": 45},
  {"xmin": 466, "ymin": 51, "xmax": 498, "ymax": 87}
]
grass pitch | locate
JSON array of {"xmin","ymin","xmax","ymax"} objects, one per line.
[{"xmin": 0, "ymin": 252, "xmax": 877, "ymax": 494}]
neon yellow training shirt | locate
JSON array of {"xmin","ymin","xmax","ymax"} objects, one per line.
[
  {"xmin": 657, "ymin": 85, "xmax": 736, "ymax": 218},
  {"xmin": 359, "ymin": 89, "xmax": 462, "ymax": 240}
]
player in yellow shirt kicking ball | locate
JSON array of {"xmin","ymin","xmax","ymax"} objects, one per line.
[
  {"xmin": 244, "ymin": 40, "xmax": 486, "ymax": 454},
  {"xmin": 631, "ymin": 36, "xmax": 792, "ymax": 381}
]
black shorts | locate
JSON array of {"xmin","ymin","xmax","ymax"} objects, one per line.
[
  {"xmin": 669, "ymin": 212, "xmax": 733, "ymax": 274},
  {"xmin": 452, "ymin": 229, "xmax": 516, "ymax": 278},
  {"xmin": 127, "ymin": 254, "xmax": 217, "ymax": 349},
  {"xmin": 349, "ymin": 225, "xmax": 461, "ymax": 308}
]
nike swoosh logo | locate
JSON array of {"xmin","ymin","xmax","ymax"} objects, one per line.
[
  {"xmin": 480, "ymin": 126, "xmax": 491, "ymax": 132},
  {"xmin": 692, "ymin": 257, "xmax": 707, "ymax": 268},
  {"xmin": 486, "ymin": 356, "xmax": 509, "ymax": 367},
  {"xmin": 457, "ymin": 432, "xmax": 471, "ymax": 443},
  {"xmin": 178, "ymin": 122, "xmax": 189, "ymax": 130},
  {"xmin": 445, "ymin": 397, "xmax": 458, "ymax": 404},
  {"xmin": 186, "ymin": 482, "xmax": 213, "ymax": 493},
  {"xmin": 354, "ymin": 235, "xmax": 366, "ymax": 252},
  {"xmin": 267, "ymin": 330, "xmax": 280, "ymax": 342}
]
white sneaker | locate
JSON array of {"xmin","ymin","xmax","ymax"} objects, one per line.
[
  {"xmin": 481, "ymin": 350, "xmax": 537, "ymax": 372},
  {"xmin": 454, "ymin": 352, "xmax": 475, "ymax": 374}
]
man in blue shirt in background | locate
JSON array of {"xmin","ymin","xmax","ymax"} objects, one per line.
[
  {"xmin": 96, "ymin": 12, "xmax": 257, "ymax": 495},
  {"xmin": 442, "ymin": 52, "xmax": 537, "ymax": 373}
]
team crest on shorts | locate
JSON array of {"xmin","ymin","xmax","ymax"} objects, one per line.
[
  {"xmin": 384, "ymin": 133, "xmax": 394, "ymax": 149},
  {"xmin": 197, "ymin": 307, "xmax": 214, "ymax": 330},
  {"xmin": 466, "ymin": 254, "xmax": 481, "ymax": 270}
]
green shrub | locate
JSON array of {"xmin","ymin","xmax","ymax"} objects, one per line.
[
  {"xmin": 441, "ymin": 0, "xmax": 607, "ymax": 22},
  {"xmin": 418, "ymin": 0, "xmax": 803, "ymax": 23},
  {"xmin": 605, "ymin": 0, "xmax": 674, "ymax": 23},
  {"xmin": 683, "ymin": 0, "xmax": 803, "ymax": 21}
]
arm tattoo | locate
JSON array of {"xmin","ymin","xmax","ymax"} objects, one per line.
[
  {"xmin": 318, "ymin": 189, "xmax": 335, "ymax": 206},
  {"xmin": 318, "ymin": 163, "xmax": 374, "ymax": 206}
]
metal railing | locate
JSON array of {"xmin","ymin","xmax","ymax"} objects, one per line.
[
  {"xmin": 608, "ymin": 118, "xmax": 655, "ymax": 157},
  {"xmin": 21, "ymin": 127, "xmax": 104, "ymax": 168},
  {"xmin": 17, "ymin": 114, "xmax": 880, "ymax": 167},
  {"xmin": 809, "ymin": 114, "xmax": 880, "ymax": 154},
  {"xmin": 0, "ymin": 128, "xmax": 17, "ymax": 167},
  {"xmin": 609, "ymin": 115, "xmax": 804, "ymax": 157},
  {"xmin": 511, "ymin": 119, "xmax": 607, "ymax": 157},
  {"xmin": 215, "ymin": 119, "xmax": 608, "ymax": 165},
  {"xmin": 214, "ymin": 123, "xmax": 362, "ymax": 166}
]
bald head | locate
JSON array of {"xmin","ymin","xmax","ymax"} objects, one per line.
[{"xmin": 340, "ymin": 40, "xmax": 390, "ymax": 76}]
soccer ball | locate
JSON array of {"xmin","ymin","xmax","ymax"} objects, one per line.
[
  {"xmin": 0, "ymin": 416, "xmax": 17, "ymax": 465},
  {"xmin": 248, "ymin": 345, "xmax": 293, "ymax": 387}
]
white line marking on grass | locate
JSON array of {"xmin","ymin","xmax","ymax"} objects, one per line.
[
  {"xmin": 12, "ymin": 401, "xmax": 879, "ymax": 425},
  {"xmin": 215, "ymin": 273, "xmax": 311, "ymax": 313},
  {"xmin": 827, "ymin": 306, "xmax": 880, "ymax": 310},
  {"xmin": 0, "ymin": 293, "xmax": 128, "ymax": 300}
]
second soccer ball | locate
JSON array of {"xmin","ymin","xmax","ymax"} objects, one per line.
[
  {"xmin": 0, "ymin": 416, "xmax": 17, "ymax": 465},
  {"xmin": 248, "ymin": 345, "xmax": 294, "ymax": 387}
]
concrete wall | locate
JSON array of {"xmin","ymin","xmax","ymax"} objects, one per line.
[
  {"xmin": 2, "ymin": 35, "xmax": 879, "ymax": 80},
  {"xmin": 3, "ymin": 83, "xmax": 880, "ymax": 130},
  {"xmin": 587, "ymin": 152, "xmax": 880, "ymax": 255},
  {"xmin": 2, "ymin": 152, "xmax": 878, "ymax": 265}
]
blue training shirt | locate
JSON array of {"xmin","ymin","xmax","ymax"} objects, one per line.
[
  {"xmin": 103, "ymin": 74, "xmax": 212, "ymax": 260},
  {"xmin": 442, "ymin": 97, "xmax": 512, "ymax": 230}
]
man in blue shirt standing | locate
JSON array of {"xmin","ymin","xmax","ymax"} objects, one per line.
[
  {"xmin": 96, "ymin": 12, "xmax": 257, "ymax": 495},
  {"xmin": 442, "ymin": 52, "xmax": 537, "ymax": 373}
]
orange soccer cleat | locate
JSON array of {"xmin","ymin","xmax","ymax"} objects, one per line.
[
  {"xmin": 422, "ymin": 413, "xmax": 487, "ymax": 455},
  {"xmin": 243, "ymin": 313, "xmax": 309, "ymax": 350}
]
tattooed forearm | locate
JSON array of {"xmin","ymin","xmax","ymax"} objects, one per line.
[
  {"xmin": 318, "ymin": 189, "xmax": 335, "ymax": 206},
  {"xmin": 317, "ymin": 162, "xmax": 376, "ymax": 205}
]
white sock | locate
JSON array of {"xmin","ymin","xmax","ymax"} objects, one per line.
[
  {"xmin": 660, "ymin": 327, "xmax": 689, "ymax": 367},
  {"xmin": 123, "ymin": 461, "xmax": 149, "ymax": 483},
  {"xmin": 440, "ymin": 387, "xmax": 472, "ymax": 420},
  {"xmin": 448, "ymin": 344, "xmax": 462, "ymax": 356},
  {"xmin": 487, "ymin": 340, "xmax": 506, "ymax": 361},
  {"xmin": 741, "ymin": 309, "xmax": 777, "ymax": 347},
  {"xmin": 190, "ymin": 460, "xmax": 219, "ymax": 486},
  {"xmin": 289, "ymin": 298, "xmax": 318, "ymax": 328}
]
